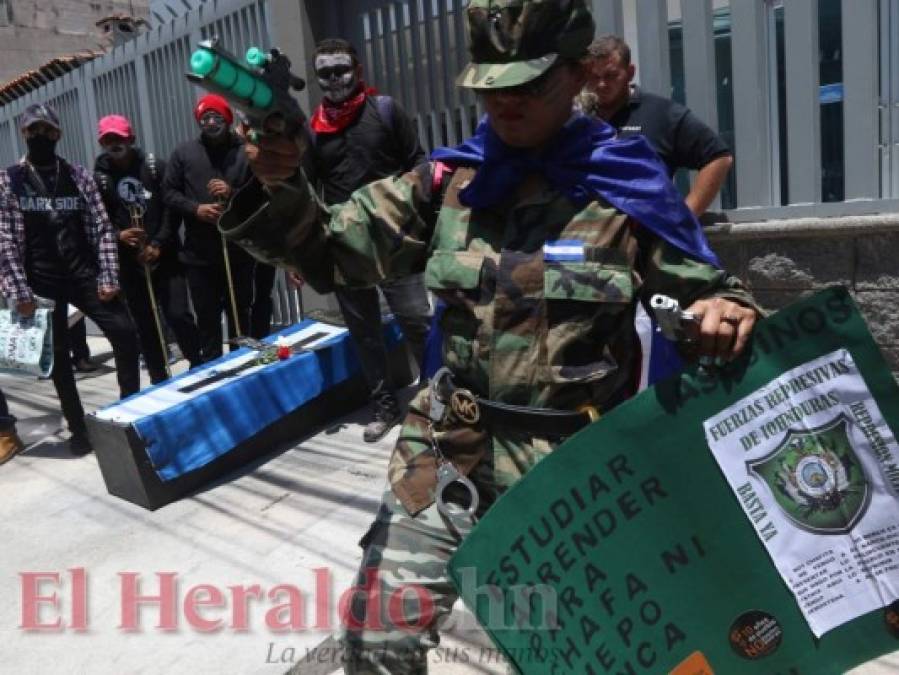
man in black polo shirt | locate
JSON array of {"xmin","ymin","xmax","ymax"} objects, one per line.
[{"xmin": 579, "ymin": 34, "xmax": 733, "ymax": 216}]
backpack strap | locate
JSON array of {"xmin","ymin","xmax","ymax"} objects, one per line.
[
  {"xmin": 431, "ymin": 160, "xmax": 452, "ymax": 196},
  {"xmin": 429, "ymin": 160, "xmax": 455, "ymax": 223},
  {"xmin": 94, "ymin": 170, "xmax": 112, "ymax": 196},
  {"xmin": 374, "ymin": 95, "xmax": 395, "ymax": 132},
  {"xmin": 146, "ymin": 153, "xmax": 159, "ymax": 186}
]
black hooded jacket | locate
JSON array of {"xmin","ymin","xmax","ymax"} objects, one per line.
[
  {"xmin": 305, "ymin": 96, "xmax": 426, "ymax": 205},
  {"xmin": 162, "ymin": 132, "xmax": 252, "ymax": 267},
  {"xmin": 94, "ymin": 148, "xmax": 177, "ymax": 269}
]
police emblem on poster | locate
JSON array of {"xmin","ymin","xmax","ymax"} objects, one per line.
[
  {"xmin": 747, "ymin": 415, "xmax": 870, "ymax": 534},
  {"xmin": 705, "ymin": 348, "xmax": 899, "ymax": 637}
]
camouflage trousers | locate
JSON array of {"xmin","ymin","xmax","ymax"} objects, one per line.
[{"xmin": 342, "ymin": 440, "xmax": 553, "ymax": 674}]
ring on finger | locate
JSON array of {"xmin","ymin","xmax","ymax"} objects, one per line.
[{"xmin": 721, "ymin": 315, "xmax": 741, "ymax": 325}]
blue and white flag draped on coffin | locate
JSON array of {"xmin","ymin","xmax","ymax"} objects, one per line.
[{"xmin": 93, "ymin": 320, "xmax": 403, "ymax": 481}]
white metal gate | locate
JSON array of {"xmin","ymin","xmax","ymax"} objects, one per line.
[{"xmin": 0, "ymin": 0, "xmax": 270, "ymax": 168}]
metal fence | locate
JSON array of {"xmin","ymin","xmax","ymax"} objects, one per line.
[
  {"xmin": 0, "ymin": 0, "xmax": 308, "ymax": 328},
  {"xmin": 341, "ymin": 0, "xmax": 899, "ymax": 220},
  {"xmin": 2, "ymin": 0, "xmax": 895, "ymax": 220},
  {"xmin": 344, "ymin": 0, "xmax": 482, "ymax": 157},
  {"xmin": 0, "ymin": 0, "xmax": 270, "ymax": 168},
  {"xmin": 1, "ymin": 0, "xmax": 896, "ymax": 326}
]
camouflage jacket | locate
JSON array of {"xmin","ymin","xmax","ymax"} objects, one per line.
[{"xmin": 222, "ymin": 161, "xmax": 756, "ymax": 514}]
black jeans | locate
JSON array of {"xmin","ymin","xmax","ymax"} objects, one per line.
[
  {"xmin": 251, "ymin": 262, "xmax": 276, "ymax": 340},
  {"xmin": 120, "ymin": 261, "xmax": 203, "ymax": 383},
  {"xmin": 32, "ymin": 278, "xmax": 140, "ymax": 435},
  {"xmin": 0, "ymin": 387, "xmax": 15, "ymax": 431},
  {"xmin": 334, "ymin": 274, "xmax": 431, "ymax": 407},
  {"xmin": 185, "ymin": 260, "xmax": 253, "ymax": 362},
  {"xmin": 69, "ymin": 317, "xmax": 90, "ymax": 361}
]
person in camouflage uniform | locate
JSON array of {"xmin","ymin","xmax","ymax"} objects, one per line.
[{"xmin": 221, "ymin": 1, "xmax": 760, "ymax": 671}]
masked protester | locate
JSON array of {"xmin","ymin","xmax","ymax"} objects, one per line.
[
  {"xmin": 162, "ymin": 94, "xmax": 255, "ymax": 361},
  {"xmin": 0, "ymin": 103, "xmax": 141, "ymax": 455},
  {"xmin": 306, "ymin": 38, "xmax": 432, "ymax": 443},
  {"xmin": 224, "ymin": 1, "xmax": 763, "ymax": 670},
  {"xmin": 94, "ymin": 114, "xmax": 202, "ymax": 382}
]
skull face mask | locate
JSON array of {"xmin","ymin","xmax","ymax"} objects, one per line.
[
  {"xmin": 315, "ymin": 53, "xmax": 359, "ymax": 104},
  {"xmin": 199, "ymin": 111, "xmax": 227, "ymax": 139}
]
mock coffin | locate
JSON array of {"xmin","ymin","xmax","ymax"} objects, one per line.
[{"xmin": 87, "ymin": 319, "xmax": 412, "ymax": 509}]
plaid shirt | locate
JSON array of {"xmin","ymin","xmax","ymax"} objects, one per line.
[{"xmin": 0, "ymin": 159, "xmax": 119, "ymax": 303}]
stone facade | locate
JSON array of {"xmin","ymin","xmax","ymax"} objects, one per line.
[
  {"xmin": 0, "ymin": 0, "xmax": 149, "ymax": 86},
  {"xmin": 708, "ymin": 214, "xmax": 899, "ymax": 374}
]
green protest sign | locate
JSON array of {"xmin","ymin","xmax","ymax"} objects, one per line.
[{"xmin": 448, "ymin": 287, "xmax": 899, "ymax": 674}]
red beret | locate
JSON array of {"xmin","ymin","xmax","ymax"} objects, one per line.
[{"xmin": 194, "ymin": 94, "xmax": 233, "ymax": 126}]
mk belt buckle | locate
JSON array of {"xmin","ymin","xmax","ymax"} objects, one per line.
[
  {"xmin": 450, "ymin": 388, "xmax": 480, "ymax": 425},
  {"xmin": 430, "ymin": 367, "xmax": 480, "ymax": 426}
]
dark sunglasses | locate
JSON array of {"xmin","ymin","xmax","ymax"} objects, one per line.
[
  {"xmin": 316, "ymin": 65, "xmax": 354, "ymax": 80},
  {"xmin": 200, "ymin": 111, "xmax": 225, "ymax": 124}
]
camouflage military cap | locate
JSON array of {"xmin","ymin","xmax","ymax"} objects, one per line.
[{"xmin": 457, "ymin": 0, "xmax": 595, "ymax": 90}]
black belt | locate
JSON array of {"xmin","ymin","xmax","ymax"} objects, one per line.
[{"xmin": 431, "ymin": 369, "xmax": 600, "ymax": 437}]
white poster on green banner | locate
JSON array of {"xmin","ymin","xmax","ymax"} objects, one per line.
[
  {"xmin": 704, "ymin": 348, "xmax": 899, "ymax": 638},
  {"xmin": 449, "ymin": 288, "xmax": 899, "ymax": 674}
]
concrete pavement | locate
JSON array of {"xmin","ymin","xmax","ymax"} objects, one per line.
[
  {"xmin": 0, "ymin": 337, "xmax": 896, "ymax": 674},
  {"xmin": 0, "ymin": 338, "xmax": 500, "ymax": 675}
]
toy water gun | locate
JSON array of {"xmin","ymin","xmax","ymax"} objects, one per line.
[{"xmin": 187, "ymin": 38, "xmax": 306, "ymax": 139}]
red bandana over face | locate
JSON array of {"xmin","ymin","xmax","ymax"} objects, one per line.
[{"xmin": 310, "ymin": 84, "xmax": 376, "ymax": 134}]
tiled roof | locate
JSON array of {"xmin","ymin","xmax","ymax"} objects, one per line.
[{"xmin": 0, "ymin": 51, "xmax": 104, "ymax": 106}]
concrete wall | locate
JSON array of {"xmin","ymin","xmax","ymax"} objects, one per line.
[
  {"xmin": 708, "ymin": 214, "xmax": 899, "ymax": 373},
  {"xmin": 0, "ymin": 0, "xmax": 149, "ymax": 85}
]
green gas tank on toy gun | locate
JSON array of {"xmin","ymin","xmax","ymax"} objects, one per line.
[{"xmin": 187, "ymin": 38, "xmax": 306, "ymax": 139}]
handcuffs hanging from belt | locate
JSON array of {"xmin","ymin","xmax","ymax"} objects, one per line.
[
  {"xmin": 428, "ymin": 367, "xmax": 481, "ymax": 520},
  {"xmin": 427, "ymin": 367, "xmax": 602, "ymax": 519}
]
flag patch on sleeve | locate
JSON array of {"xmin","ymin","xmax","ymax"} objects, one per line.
[{"xmin": 543, "ymin": 240, "xmax": 586, "ymax": 262}]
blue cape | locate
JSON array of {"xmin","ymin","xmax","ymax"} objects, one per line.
[
  {"xmin": 430, "ymin": 113, "xmax": 720, "ymax": 267},
  {"xmin": 424, "ymin": 113, "xmax": 715, "ymax": 384}
]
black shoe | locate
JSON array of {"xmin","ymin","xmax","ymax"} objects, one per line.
[
  {"xmin": 363, "ymin": 405, "xmax": 403, "ymax": 443},
  {"xmin": 69, "ymin": 431, "xmax": 93, "ymax": 456},
  {"xmin": 73, "ymin": 358, "xmax": 98, "ymax": 373}
]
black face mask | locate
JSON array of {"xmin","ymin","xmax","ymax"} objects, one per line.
[
  {"xmin": 26, "ymin": 135, "xmax": 58, "ymax": 165},
  {"xmin": 107, "ymin": 144, "xmax": 130, "ymax": 160}
]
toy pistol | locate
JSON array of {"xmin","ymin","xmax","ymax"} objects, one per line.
[
  {"xmin": 187, "ymin": 38, "xmax": 306, "ymax": 140},
  {"xmin": 650, "ymin": 294, "xmax": 699, "ymax": 343}
]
